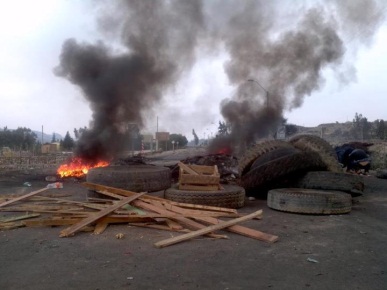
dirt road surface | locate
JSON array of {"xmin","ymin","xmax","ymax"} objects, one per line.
[{"xmin": 0, "ymin": 152, "xmax": 386, "ymax": 290}]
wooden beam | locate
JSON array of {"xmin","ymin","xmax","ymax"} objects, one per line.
[
  {"xmin": 0, "ymin": 188, "xmax": 50, "ymax": 208},
  {"xmin": 59, "ymin": 192, "xmax": 146, "ymax": 237},
  {"xmin": 154, "ymin": 210, "xmax": 263, "ymax": 248}
]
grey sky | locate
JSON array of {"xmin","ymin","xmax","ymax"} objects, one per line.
[{"xmin": 0, "ymin": 0, "xmax": 386, "ymax": 141}]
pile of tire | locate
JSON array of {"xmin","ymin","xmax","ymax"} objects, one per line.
[{"xmin": 238, "ymin": 135, "xmax": 365, "ymax": 215}]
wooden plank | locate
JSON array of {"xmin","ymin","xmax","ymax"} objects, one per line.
[
  {"xmin": 0, "ymin": 221, "xmax": 25, "ymax": 230},
  {"xmin": 94, "ymin": 221, "xmax": 109, "ymax": 234},
  {"xmin": 163, "ymin": 204, "xmax": 278, "ymax": 243},
  {"xmin": 59, "ymin": 192, "xmax": 146, "ymax": 237},
  {"xmin": 213, "ymin": 165, "xmax": 219, "ymax": 176},
  {"xmin": 178, "ymin": 162, "xmax": 199, "ymax": 175},
  {"xmin": 161, "ymin": 200, "xmax": 237, "ymax": 214},
  {"xmin": 24, "ymin": 218, "xmax": 82, "ymax": 227},
  {"xmin": 180, "ymin": 174, "xmax": 220, "ymax": 185},
  {"xmin": 132, "ymin": 200, "xmax": 228, "ymax": 239},
  {"xmin": 157, "ymin": 202, "xmax": 239, "ymax": 218},
  {"xmin": 0, "ymin": 188, "xmax": 50, "ymax": 208},
  {"xmin": 0, "ymin": 213, "xmax": 40, "ymax": 223},
  {"xmin": 165, "ymin": 219, "xmax": 184, "ymax": 230},
  {"xmin": 128, "ymin": 223, "xmax": 191, "ymax": 233},
  {"xmin": 154, "ymin": 210, "xmax": 263, "ymax": 248}
]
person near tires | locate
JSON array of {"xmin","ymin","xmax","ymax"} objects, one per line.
[{"xmin": 335, "ymin": 146, "xmax": 371, "ymax": 175}]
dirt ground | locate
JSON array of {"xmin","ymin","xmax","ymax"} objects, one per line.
[{"xmin": 0, "ymin": 156, "xmax": 386, "ymax": 290}]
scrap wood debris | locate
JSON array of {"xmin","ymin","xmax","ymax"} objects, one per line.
[{"xmin": 0, "ymin": 182, "xmax": 278, "ymax": 248}]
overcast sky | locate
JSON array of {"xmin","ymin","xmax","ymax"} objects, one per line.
[{"xmin": 0, "ymin": 0, "xmax": 386, "ymax": 141}]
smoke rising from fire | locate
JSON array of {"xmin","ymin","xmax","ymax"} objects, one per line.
[{"xmin": 55, "ymin": 0, "xmax": 386, "ymax": 160}]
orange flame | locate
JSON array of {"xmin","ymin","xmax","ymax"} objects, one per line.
[{"xmin": 57, "ymin": 157, "xmax": 109, "ymax": 178}]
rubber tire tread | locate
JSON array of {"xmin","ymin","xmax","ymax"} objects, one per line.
[
  {"xmin": 293, "ymin": 171, "xmax": 364, "ymax": 196},
  {"xmin": 267, "ymin": 188, "xmax": 352, "ymax": 214},
  {"xmin": 250, "ymin": 147, "xmax": 299, "ymax": 171},
  {"xmin": 87, "ymin": 165, "xmax": 171, "ymax": 192},
  {"xmin": 164, "ymin": 184, "xmax": 245, "ymax": 209},
  {"xmin": 289, "ymin": 134, "xmax": 342, "ymax": 172},
  {"xmin": 241, "ymin": 151, "xmax": 325, "ymax": 190},
  {"xmin": 239, "ymin": 140, "xmax": 295, "ymax": 176}
]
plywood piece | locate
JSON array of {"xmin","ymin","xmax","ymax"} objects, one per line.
[
  {"xmin": 154, "ymin": 210, "xmax": 263, "ymax": 248},
  {"xmin": 59, "ymin": 192, "xmax": 146, "ymax": 237}
]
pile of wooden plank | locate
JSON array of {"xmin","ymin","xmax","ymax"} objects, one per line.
[{"xmin": 0, "ymin": 182, "xmax": 278, "ymax": 248}]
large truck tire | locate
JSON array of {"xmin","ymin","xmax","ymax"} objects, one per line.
[
  {"xmin": 86, "ymin": 165, "xmax": 171, "ymax": 193},
  {"xmin": 241, "ymin": 150, "xmax": 325, "ymax": 191},
  {"xmin": 292, "ymin": 171, "xmax": 364, "ymax": 197},
  {"xmin": 267, "ymin": 188, "xmax": 352, "ymax": 215},
  {"xmin": 238, "ymin": 140, "xmax": 295, "ymax": 176},
  {"xmin": 289, "ymin": 134, "xmax": 342, "ymax": 173},
  {"xmin": 164, "ymin": 184, "xmax": 245, "ymax": 209}
]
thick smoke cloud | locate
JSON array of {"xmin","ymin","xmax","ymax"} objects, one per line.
[
  {"xmin": 55, "ymin": 0, "xmax": 205, "ymax": 161},
  {"xmin": 55, "ymin": 0, "xmax": 386, "ymax": 160}
]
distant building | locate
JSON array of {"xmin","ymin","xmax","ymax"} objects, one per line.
[{"xmin": 41, "ymin": 143, "xmax": 60, "ymax": 154}]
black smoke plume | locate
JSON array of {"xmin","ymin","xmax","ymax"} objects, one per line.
[{"xmin": 55, "ymin": 0, "xmax": 386, "ymax": 160}]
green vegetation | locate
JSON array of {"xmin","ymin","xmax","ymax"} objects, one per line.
[{"xmin": 0, "ymin": 127, "xmax": 37, "ymax": 151}]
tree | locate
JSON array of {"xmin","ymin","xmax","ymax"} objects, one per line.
[
  {"xmin": 168, "ymin": 134, "xmax": 188, "ymax": 149},
  {"xmin": 0, "ymin": 127, "xmax": 37, "ymax": 151},
  {"xmin": 217, "ymin": 121, "xmax": 229, "ymax": 136},
  {"xmin": 375, "ymin": 119, "xmax": 386, "ymax": 140},
  {"xmin": 62, "ymin": 131, "xmax": 75, "ymax": 151},
  {"xmin": 192, "ymin": 129, "xmax": 199, "ymax": 146},
  {"xmin": 51, "ymin": 133, "xmax": 56, "ymax": 143},
  {"xmin": 351, "ymin": 113, "xmax": 371, "ymax": 140}
]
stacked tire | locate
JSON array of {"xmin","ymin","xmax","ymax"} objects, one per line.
[{"xmin": 238, "ymin": 135, "xmax": 364, "ymax": 214}]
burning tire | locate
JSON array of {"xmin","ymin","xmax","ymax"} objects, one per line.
[
  {"xmin": 238, "ymin": 140, "xmax": 295, "ymax": 176},
  {"xmin": 267, "ymin": 188, "xmax": 352, "ymax": 215},
  {"xmin": 164, "ymin": 184, "xmax": 245, "ymax": 209},
  {"xmin": 86, "ymin": 165, "xmax": 171, "ymax": 193},
  {"xmin": 289, "ymin": 134, "xmax": 342, "ymax": 172},
  {"xmin": 241, "ymin": 149, "xmax": 325, "ymax": 193},
  {"xmin": 292, "ymin": 171, "xmax": 364, "ymax": 197}
]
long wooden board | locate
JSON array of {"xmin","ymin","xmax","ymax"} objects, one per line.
[
  {"xmin": 154, "ymin": 210, "xmax": 263, "ymax": 248},
  {"xmin": 0, "ymin": 188, "xmax": 49, "ymax": 208},
  {"xmin": 59, "ymin": 192, "xmax": 145, "ymax": 237},
  {"xmin": 160, "ymin": 202, "xmax": 278, "ymax": 243}
]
